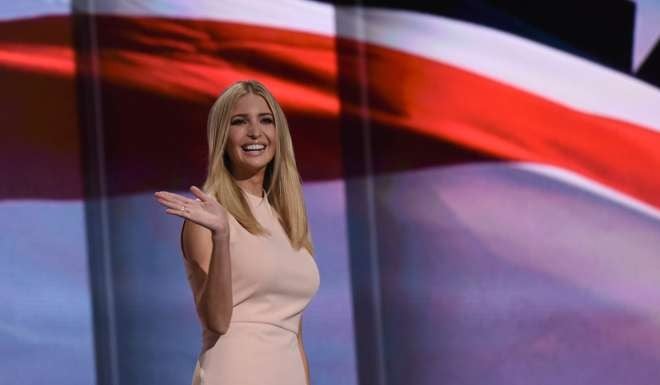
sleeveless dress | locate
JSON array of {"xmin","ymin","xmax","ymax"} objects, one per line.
[{"xmin": 185, "ymin": 188, "xmax": 320, "ymax": 385}]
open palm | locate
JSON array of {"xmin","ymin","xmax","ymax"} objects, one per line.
[{"xmin": 154, "ymin": 185, "xmax": 229, "ymax": 235}]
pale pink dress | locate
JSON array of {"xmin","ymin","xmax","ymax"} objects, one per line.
[{"xmin": 186, "ymin": 189, "xmax": 320, "ymax": 385}]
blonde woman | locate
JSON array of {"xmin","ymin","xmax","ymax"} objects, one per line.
[{"xmin": 154, "ymin": 80, "xmax": 320, "ymax": 385}]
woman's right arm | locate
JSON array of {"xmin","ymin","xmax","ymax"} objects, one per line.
[
  {"xmin": 182, "ymin": 218, "xmax": 233, "ymax": 336},
  {"xmin": 155, "ymin": 185, "xmax": 233, "ymax": 336}
]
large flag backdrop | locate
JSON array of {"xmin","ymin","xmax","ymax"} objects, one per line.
[{"xmin": 2, "ymin": 1, "xmax": 659, "ymax": 385}]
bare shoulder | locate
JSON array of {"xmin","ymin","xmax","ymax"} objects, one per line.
[{"xmin": 180, "ymin": 219, "xmax": 213, "ymax": 273}]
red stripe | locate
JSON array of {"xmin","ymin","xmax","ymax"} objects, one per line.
[
  {"xmin": 337, "ymin": 38, "xmax": 660, "ymax": 209},
  {"xmin": 2, "ymin": 15, "xmax": 660, "ymax": 211},
  {"xmin": 0, "ymin": 16, "xmax": 83, "ymax": 200}
]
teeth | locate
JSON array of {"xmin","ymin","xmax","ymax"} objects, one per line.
[{"xmin": 243, "ymin": 144, "xmax": 265, "ymax": 151}]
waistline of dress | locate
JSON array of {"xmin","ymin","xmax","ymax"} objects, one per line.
[{"xmin": 228, "ymin": 320, "xmax": 298, "ymax": 336}]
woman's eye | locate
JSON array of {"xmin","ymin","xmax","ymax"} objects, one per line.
[{"xmin": 230, "ymin": 117, "xmax": 272, "ymax": 125}]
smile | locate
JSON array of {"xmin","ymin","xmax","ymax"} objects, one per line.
[{"xmin": 241, "ymin": 143, "xmax": 266, "ymax": 154}]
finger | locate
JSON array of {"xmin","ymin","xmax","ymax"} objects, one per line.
[
  {"xmin": 158, "ymin": 197, "xmax": 190, "ymax": 211},
  {"xmin": 155, "ymin": 191, "xmax": 186, "ymax": 203},
  {"xmin": 165, "ymin": 208, "xmax": 187, "ymax": 218},
  {"xmin": 157, "ymin": 191, "xmax": 195, "ymax": 206},
  {"xmin": 154, "ymin": 190, "xmax": 180, "ymax": 199},
  {"xmin": 190, "ymin": 186, "xmax": 210, "ymax": 202}
]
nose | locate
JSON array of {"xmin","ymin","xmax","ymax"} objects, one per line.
[{"xmin": 246, "ymin": 121, "xmax": 261, "ymax": 138}]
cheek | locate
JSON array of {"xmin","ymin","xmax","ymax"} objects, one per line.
[
  {"xmin": 225, "ymin": 143, "xmax": 243, "ymax": 164},
  {"xmin": 227, "ymin": 128, "xmax": 243, "ymax": 147}
]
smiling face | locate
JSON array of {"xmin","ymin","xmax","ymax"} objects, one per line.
[{"xmin": 225, "ymin": 93, "xmax": 277, "ymax": 179}]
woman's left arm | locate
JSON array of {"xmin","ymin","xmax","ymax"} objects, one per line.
[{"xmin": 298, "ymin": 315, "xmax": 311, "ymax": 385}]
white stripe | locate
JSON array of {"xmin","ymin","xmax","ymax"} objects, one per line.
[
  {"xmin": 79, "ymin": 0, "xmax": 335, "ymax": 36},
  {"xmin": 513, "ymin": 162, "xmax": 660, "ymax": 221},
  {"xmin": 632, "ymin": 0, "xmax": 660, "ymax": 71},
  {"xmin": 417, "ymin": 163, "xmax": 660, "ymax": 327},
  {"xmin": 0, "ymin": 0, "xmax": 69, "ymax": 20}
]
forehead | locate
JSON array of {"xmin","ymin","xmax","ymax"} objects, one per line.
[{"xmin": 231, "ymin": 93, "xmax": 272, "ymax": 114}]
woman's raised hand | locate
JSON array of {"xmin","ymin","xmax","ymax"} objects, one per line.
[{"xmin": 154, "ymin": 186, "xmax": 229, "ymax": 236}]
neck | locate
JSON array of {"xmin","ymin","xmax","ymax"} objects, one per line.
[
  {"xmin": 234, "ymin": 171, "xmax": 265, "ymax": 197},
  {"xmin": 230, "ymin": 161, "xmax": 270, "ymax": 197}
]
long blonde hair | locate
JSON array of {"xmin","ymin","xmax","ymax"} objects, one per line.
[{"xmin": 202, "ymin": 80, "xmax": 314, "ymax": 255}]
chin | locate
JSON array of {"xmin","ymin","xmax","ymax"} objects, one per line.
[
  {"xmin": 241, "ymin": 159, "xmax": 273, "ymax": 173},
  {"xmin": 230, "ymin": 149, "xmax": 275, "ymax": 175}
]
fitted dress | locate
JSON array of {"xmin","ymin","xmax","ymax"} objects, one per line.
[{"xmin": 182, "ymin": 188, "xmax": 320, "ymax": 385}]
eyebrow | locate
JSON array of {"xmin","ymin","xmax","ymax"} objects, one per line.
[{"xmin": 230, "ymin": 113, "xmax": 273, "ymax": 119}]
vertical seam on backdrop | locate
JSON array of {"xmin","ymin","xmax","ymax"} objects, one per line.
[
  {"xmin": 354, "ymin": 4, "xmax": 388, "ymax": 385},
  {"xmin": 74, "ymin": 1, "xmax": 120, "ymax": 384}
]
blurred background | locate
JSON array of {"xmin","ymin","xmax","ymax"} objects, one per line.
[{"xmin": 2, "ymin": 1, "xmax": 660, "ymax": 384}]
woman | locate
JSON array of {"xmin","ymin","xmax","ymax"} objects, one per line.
[{"xmin": 154, "ymin": 80, "xmax": 320, "ymax": 385}]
